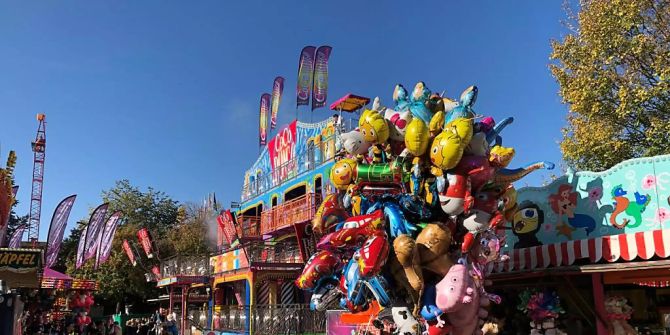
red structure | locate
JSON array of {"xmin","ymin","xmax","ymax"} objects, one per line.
[{"xmin": 27, "ymin": 113, "xmax": 46, "ymax": 243}]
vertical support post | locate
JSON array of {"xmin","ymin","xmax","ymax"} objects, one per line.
[
  {"xmin": 168, "ymin": 286, "xmax": 174, "ymax": 314},
  {"xmin": 592, "ymin": 273, "xmax": 609, "ymax": 335},
  {"xmin": 181, "ymin": 286, "xmax": 190, "ymax": 335},
  {"xmin": 246, "ymin": 274, "xmax": 254, "ymax": 335}
]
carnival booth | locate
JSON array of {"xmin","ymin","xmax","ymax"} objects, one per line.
[
  {"xmin": 492, "ymin": 154, "xmax": 670, "ymax": 334},
  {"xmin": 0, "ymin": 248, "xmax": 43, "ymax": 335},
  {"xmin": 39, "ymin": 267, "xmax": 99, "ymax": 331}
]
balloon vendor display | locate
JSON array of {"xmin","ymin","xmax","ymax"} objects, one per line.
[
  {"xmin": 296, "ymin": 82, "xmax": 556, "ymax": 334},
  {"xmin": 516, "ymin": 289, "xmax": 566, "ymax": 335}
]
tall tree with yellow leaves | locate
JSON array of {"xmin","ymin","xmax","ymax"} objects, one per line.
[{"xmin": 550, "ymin": 0, "xmax": 670, "ymax": 171}]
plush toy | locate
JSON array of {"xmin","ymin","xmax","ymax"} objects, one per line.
[{"xmin": 605, "ymin": 296, "xmax": 638, "ymax": 335}]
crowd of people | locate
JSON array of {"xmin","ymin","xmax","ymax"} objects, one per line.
[
  {"xmin": 26, "ymin": 309, "xmax": 180, "ymax": 335},
  {"xmin": 124, "ymin": 312, "xmax": 178, "ymax": 335}
]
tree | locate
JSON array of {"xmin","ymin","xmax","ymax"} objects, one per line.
[
  {"xmin": 62, "ymin": 180, "xmax": 181, "ymax": 313},
  {"xmin": 167, "ymin": 203, "xmax": 215, "ymax": 257},
  {"xmin": 550, "ymin": 0, "xmax": 670, "ymax": 171}
]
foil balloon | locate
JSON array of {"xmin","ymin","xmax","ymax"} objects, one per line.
[
  {"xmin": 405, "ymin": 118, "xmax": 430, "ymax": 156},
  {"xmin": 341, "ymin": 129, "xmax": 372, "ymax": 155},
  {"xmin": 444, "ymin": 86, "xmax": 478, "ymax": 125},
  {"xmin": 384, "ymin": 106, "xmax": 413, "ymax": 141},
  {"xmin": 430, "ymin": 127, "xmax": 464, "ymax": 170},
  {"xmin": 359, "ymin": 109, "xmax": 390, "ymax": 144},
  {"xmin": 330, "ymin": 159, "xmax": 357, "ymax": 190}
]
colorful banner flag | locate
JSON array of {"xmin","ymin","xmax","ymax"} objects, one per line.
[
  {"xmin": 270, "ymin": 76, "xmax": 285, "ymax": 129},
  {"xmin": 216, "ymin": 210, "xmax": 239, "ymax": 246},
  {"xmin": 312, "ymin": 46, "xmax": 333, "ymax": 111},
  {"xmin": 95, "ymin": 211, "xmax": 123, "ymax": 268},
  {"xmin": 122, "ymin": 239, "xmax": 136, "ymax": 266},
  {"xmin": 296, "ymin": 46, "xmax": 317, "ymax": 107},
  {"xmin": 83, "ymin": 203, "xmax": 109, "ymax": 262},
  {"xmin": 137, "ymin": 228, "xmax": 154, "ymax": 259},
  {"xmin": 151, "ymin": 265, "xmax": 161, "ymax": 279},
  {"xmin": 0, "ymin": 185, "xmax": 19, "ymax": 248},
  {"xmin": 259, "ymin": 93, "xmax": 271, "ymax": 146},
  {"xmin": 45, "ymin": 195, "xmax": 77, "ymax": 268},
  {"xmin": 76, "ymin": 225, "xmax": 88, "ymax": 269},
  {"xmin": 8, "ymin": 225, "xmax": 26, "ymax": 248}
]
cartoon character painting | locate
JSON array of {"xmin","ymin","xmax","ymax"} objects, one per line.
[
  {"xmin": 610, "ymin": 185, "xmax": 651, "ymax": 229},
  {"xmin": 548, "ymin": 184, "xmax": 596, "ymax": 235},
  {"xmin": 512, "ymin": 201, "xmax": 544, "ymax": 248}
]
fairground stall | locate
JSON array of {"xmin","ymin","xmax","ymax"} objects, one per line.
[
  {"xmin": 0, "ymin": 248, "xmax": 42, "ymax": 335},
  {"xmin": 155, "ymin": 256, "xmax": 210, "ymax": 335},
  {"xmin": 492, "ymin": 154, "xmax": 670, "ymax": 334},
  {"xmin": 210, "ymin": 105, "xmax": 363, "ymax": 333},
  {"xmin": 39, "ymin": 268, "xmax": 99, "ymax": 332}
]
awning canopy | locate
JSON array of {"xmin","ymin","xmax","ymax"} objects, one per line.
[
  {"xmin": 492, "ymin": 229, "xmax": 670, "ymax": 273},
  {"xmin": 329, "ymin": 94, "xmax": 370, "ymax": 112},
  {"xmin": 41, "ymin": 267, "xmax": 73, "ymax": 289}
]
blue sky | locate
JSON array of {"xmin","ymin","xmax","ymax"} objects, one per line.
[{"xmin": 1, "ymin": 1, "xmax": 570, "ymax": 240}]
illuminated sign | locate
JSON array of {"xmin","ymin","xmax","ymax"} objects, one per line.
[{"xmin": 0, "ymin": 249, "xmax": 40, "ymax": 272}]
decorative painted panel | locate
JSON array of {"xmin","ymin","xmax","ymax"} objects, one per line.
[
  {"xmin": 210, "ymin": 249, "xmax": 250, "ymax": 274},
  {"xmin": 506, "ymin": 155, "xmax": 670, "ymax": 249}
]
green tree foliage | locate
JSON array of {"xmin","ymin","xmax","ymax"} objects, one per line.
[
  {"xmin": 60, "ymin": 180, "xmax": 213, "ymax": 312},
  {"xmin": 550, "ymin": 0, "xmax": 670, "ymax": 171}
]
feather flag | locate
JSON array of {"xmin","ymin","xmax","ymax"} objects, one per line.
[
  {"xmin": 311, "ymin": 46, "xmax": 332, "ymax": 111},
  {"xmin": 270, "ymin": 76, "xmax": 285, "ymax": 129},
  {"xmin": 296, "ymin": 46, "xmax": 316, "ymax": 107},
  {"xmin": 76, "ymin": 225, "xmax": 88, "ymax": 269},
  {"xmin": 83, "ymin": 203, "xmax": 109, "ymax": 262},
  {"xmin": 260, "ymin": 93, "xmax": 271, "ymax": 146},
  {"xmin": 45, "ymin": 195, "xmax": 77, "ymax": 268},
  {"xmin": 95, "ymin": 211, "xmax": 123, "ymax": 268},
  {"xmin": 7, "ymin": 225, "xmax": 26, "ymax": 248}
]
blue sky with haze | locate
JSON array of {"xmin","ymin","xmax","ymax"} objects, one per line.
[{"xmin": 1, "ymin": 1, "xmax": 571, "ymax": 239}]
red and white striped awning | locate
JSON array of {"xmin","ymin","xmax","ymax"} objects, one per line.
[{"xmin": 492, "ymin": 229, "xmax": 670, "ymax": 273}]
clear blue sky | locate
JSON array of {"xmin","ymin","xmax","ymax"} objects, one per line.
[{"xmin": 1, "ymin": 1, "xmax": 571, "ymax": 240}]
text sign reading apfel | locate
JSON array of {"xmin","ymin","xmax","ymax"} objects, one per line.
[{"xmin": 0, "ymin": 249, "xmax": 40, "ymax": 271}]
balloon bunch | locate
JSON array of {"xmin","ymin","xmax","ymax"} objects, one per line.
[
  {"xmin": 297, "ymin": 82, "xmax": 555, "ymax": 335},
  {"xmin": 517, "ymin": 289, "xmax": 566, "ymax": 335},
  {"xmin": 68, "ymin": 291, "xmax": 94, "ymax": 328},
  {"xmin": 604, "ymin": 296, "xmax": 637, "ymax": 335}
]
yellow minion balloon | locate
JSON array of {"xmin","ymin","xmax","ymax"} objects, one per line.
[
  {"xmin": 330, "ymin": 159, "xmax": 357, "ymax": 190},
  {"xmin": 404, "ymin": 118, "xmax": 430, "ymax": 156},
  {"xmin": 429, "ymin": 128, "xmax": 464, "ymax": 170},
  {"xmin": 359, "ymin": 109, "xmax": 390, "ymax": 143}
]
